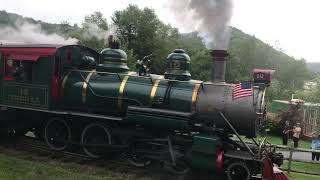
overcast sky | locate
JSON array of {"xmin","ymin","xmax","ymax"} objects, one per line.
[{"xmin": 1, "ymin": 0, "xmax": 319, "ymax": 62}]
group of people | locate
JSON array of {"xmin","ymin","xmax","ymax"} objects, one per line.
[
  {"xmin": 282, "ymin": 121, "xmax": 320, "ymax": 161},
  {"xmin": 282, "ymin": 121, "xmax": 302, "ymax": 148}
]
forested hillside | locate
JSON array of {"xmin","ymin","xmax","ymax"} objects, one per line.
[
  {"xmin": 0, "ymin": 7, "xmax": 311, "ymax": 101},
  {"xmin": 307, "ymin": 62, "xmax": 320, "ymax": 74},
  {"xmin": 0, "ymin": 10, "xmax": 78, "ymax": 34}
]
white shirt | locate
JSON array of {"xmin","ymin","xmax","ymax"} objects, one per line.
[{"xmin": 293, "ymin": 127, "xmax": 301, "ymax": 138}]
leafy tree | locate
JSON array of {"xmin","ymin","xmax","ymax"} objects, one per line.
[
  {"xmin": 112, "ymin": 5, "xmax": 180, "ymax": 73},
  {"xmin": 112, "ymin": 5, "xmax": 159, "ymax": 56},
  {"xmin": 73, "ymin": 11, "xmax": 109, "ymax": 51}
]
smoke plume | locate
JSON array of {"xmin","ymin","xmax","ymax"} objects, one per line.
[
  {"xmin": 0, "ymin": 22, "xmax": 78, "ymax": 45},
  {"xmin": 167, "ymin": 0, "xmax": 233, "ymax": 49},
  {"xmin": 82, "ymin": 23, "xmax": 118, "ymax": 41}
]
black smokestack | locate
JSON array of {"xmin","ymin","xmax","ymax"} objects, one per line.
[{"xmin": 211, "ymin": 50, "xmax": 228, "ymax": 83}]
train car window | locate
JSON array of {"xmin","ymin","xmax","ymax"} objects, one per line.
[
  {"xmin": 4, "ymin": 59, "xmax": 33, "ymax": 81},
  {"xmin": 21, "ymin": 61, "xmax": 33, "ymax": 81},
  {"xmin": 4, "ymin": 59, "xmax": 15, "ymax": 80}
]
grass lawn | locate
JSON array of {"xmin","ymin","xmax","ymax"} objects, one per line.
[
  {"xmin": 0, "ymin": 150, "xmax": 319, "ymax": 180},
  {"xmin": 282, "ymin": 160, "xmax": 320, "ymax": 175},
  {"xmin": 264, "ymin": 135, "xmax": 310, "ymax": 149},
  {"xmin": 238, "ymin": 134, "xmax": 310, "ymax": 149},
  {"xmin": 0, "ymin": 152, "xmax": 153, "ymax": 180},
  {"xmin": 285, "ymin": 172, "xmax": 320, "ymax": 180}
]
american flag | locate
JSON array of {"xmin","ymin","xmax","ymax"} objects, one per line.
[{"xmin": 232, "ymin": 81, "xmax": 253, "ymax": 100}]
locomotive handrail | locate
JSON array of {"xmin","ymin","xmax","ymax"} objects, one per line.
[
  {"xmin": 219, "ymin": 112, "xmax": 255, "ymax": 157},
  {"xmin": 67, "ymin": 69, "xmax": 203, "ymax": 85},
  {"xmin": 127, "ymin": 106, "xmax": 194, "ymax": 118},
  {"xmin": 258, "ymin": 137, "xmax": 267, "ymax": 155}
]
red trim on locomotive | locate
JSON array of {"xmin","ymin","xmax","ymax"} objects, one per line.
[
  {"xmin": 0, "ymin": 47, "xmax": 57, "ymax": 57},
  {"xmin": 253, "ymin": 69, "xmax": 274, "ymax": 73},
  {"xmin": 262, "ymin": 154, "xmax": 275, "ymax": 180},
  {"xmin": 51, "ymin": 56, "xmax": 61, "ymax": 102},
  {"xmin": 216, "ymin": 150, "xmax": 224, "ymax": 173},
  {"xmin": 8, "ymin": 54, "xmax": 40, "ymax": 61}
]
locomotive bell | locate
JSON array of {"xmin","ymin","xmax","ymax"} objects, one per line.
[
  {"xmin": 98, "ymin": 48, "xmax": 129, "ymax": 73},
  {"xmin": 164, "ymin": 49, "xmax": 191, "ymax": 81}
]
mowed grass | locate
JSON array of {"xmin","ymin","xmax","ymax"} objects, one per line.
[
  {"xmin": 239, "ymin": 134, "xmax": 310, "ymax": 149},
  {"xmin": 282, "ymin": 160, "xmax": 320, "ymax": 175},
  {"xmin": 264, "ymin": 135, "xmax": 310, "ymax": 149},
  {"xmin": 285, "ymin": 172, "xmax": 320, "ymax": 180},
  {"xmin": 0, "ymin": 151, "xmax": 319, "ymax": 180},
  {"xmin": 0, "ymin": 152, "xmax": 153, "ymax": 180}
]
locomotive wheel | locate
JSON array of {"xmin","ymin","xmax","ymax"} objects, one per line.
[
  {"xmin": 164, "ymin": 159, "xmax": 190, "ymax": 175},
  {"xmin": 226, "ymin": 161, "xmax": 250, "ymax": 180},
  {"xmin": 44, "ymin": 118, "xmax": 71, "ymax": 151},
  {"xmin": 127, "ymin": 141, "xmax": 152, "ymax": 167},
  {"xmin": 81, "ymin": 123, "xmax": 111, "ymax": 158},
  {"xmin": 127, "ymin": 153, "xmax": 152, "ymax": 167}
]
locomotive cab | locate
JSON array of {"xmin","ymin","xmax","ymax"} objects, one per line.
[{"xmin": 0, "ymin": 44, "xmax": 100, "ymax": 110}]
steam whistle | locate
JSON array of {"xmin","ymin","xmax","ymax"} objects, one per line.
[
  {"xmin": 108, "ymin": 35, "xmax": 120, "ymax": 49},
  {"xmin": 136, "ymin": 54, "xmax": 153, "ymax": 76}
]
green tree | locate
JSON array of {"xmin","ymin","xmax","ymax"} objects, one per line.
[
  {"xmin": 112, "ymin": 5, "xmax": 180, "ymax": 73},
  {"xmin": 74, "ymin": 11, "xmax": 109, "ymax": 51}
]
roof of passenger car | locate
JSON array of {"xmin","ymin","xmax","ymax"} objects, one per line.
[{"xmin": 0, "ymin": 44, "xmax": 99, "ymax": 61}]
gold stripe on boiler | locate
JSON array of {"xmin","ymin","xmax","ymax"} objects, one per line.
[
  {"xmin": 82, "ymin": 71, "xmax": 95, "ymax": 104},
  {"xmin": 118, "ymin": 75, "xmax": 130, "ymax": 110},
  {"xmin": 61, "ymin": 71, "xmax": 72, "ymax": 97},
  {"xmin": 191, "ymin": 84, "xmax": 201, "ymax": 112},
  {"xmin": 149, "ymin": 79, "xmax": 160, "ymax": 106}
]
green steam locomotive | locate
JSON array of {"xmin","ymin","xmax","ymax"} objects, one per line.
[{"xmin": 0, "ymin": 42, "xmax": 285, "ymax": 180}]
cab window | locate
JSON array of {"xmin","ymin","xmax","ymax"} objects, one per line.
[{"xmin": 4, "ymin": 59, "xmax": 33, "ymax": 81}]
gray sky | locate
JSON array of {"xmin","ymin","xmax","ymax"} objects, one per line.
[{"xmin": 1, "ymin": 0, "xmax": 319, "ymax": 62}]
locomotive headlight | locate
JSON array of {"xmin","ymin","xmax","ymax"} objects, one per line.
[{"xmin": 253, "ymin": 69, "xmax": 275, "ymax": 87}]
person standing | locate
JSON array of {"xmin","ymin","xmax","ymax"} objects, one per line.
[
  {"xmin": 292, "ymin": 123, "xmax": 302, "ymax": 148},
  {"xmin": 282, "ymin": 121, "xmax": 290, "ymax": 145},
  {"xmin": 311, "ymin": 134, "xmax": 320, "ymax": 161}
]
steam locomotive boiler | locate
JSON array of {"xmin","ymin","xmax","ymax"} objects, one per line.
[{"xmin": 0, "ymin": 43, "xmax": 285, "ymax": 180}]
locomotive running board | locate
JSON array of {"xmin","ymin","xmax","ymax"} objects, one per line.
[{"xmin": 0, "ymin": 104, "xmax": 122, "ymax": 121}]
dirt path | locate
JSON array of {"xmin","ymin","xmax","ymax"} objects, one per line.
[{"xmin": 278, "ymin": 150, "xmax": 320, "ymax": 163}]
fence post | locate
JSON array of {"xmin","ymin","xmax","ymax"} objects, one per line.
[{"xmin": 287, "ymin": 147, "xmax": 293, "ymax": 174}]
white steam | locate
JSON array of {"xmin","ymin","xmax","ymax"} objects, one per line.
[
  {"xmin": 0, "ymin": 22, "xmax": 78, "ymax": 45},
  {"xmin": 82, "ymin": 23, "xmax": 118, "ymax": 41},
  {"xmin": 167, "ymin": 0, "xmax": 233, "ymax": 49}
]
